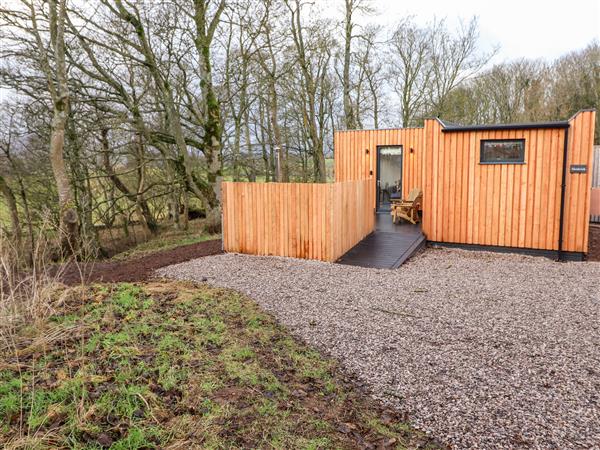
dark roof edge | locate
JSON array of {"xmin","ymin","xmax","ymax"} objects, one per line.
[
  {"xmin": 441, "ymin": 121, "xmax": 569, "ymax": 132},
  {"xmin": 438, "ymin": 108, "xmax": 597, "ymax": 132},
  {"xmin": 334, "ymin": 126, "xmax": 424, "ymax": 132}
]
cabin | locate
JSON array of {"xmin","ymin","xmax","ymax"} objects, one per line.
[{"xmin": 222, "ymin": 109, "xmax": 596, "ymax": 267}]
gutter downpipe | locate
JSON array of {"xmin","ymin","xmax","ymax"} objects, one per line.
[{"xmin": 557, "ymin": 126, "xmax": 570, "ymax": 261}]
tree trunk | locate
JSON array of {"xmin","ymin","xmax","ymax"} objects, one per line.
[
  {"xmin": 166, "ymin": 158, "xmax": 182, "ymax": 230},
  {"xmin": 182, "ymin": 190, "xmax": 190, "ymax": 231},
  {"xmin": 258, "ymin": 100, "xmax": 271, "ymax": 181},
  {"xmin": 47, "ymin": 0, "xmax": 79, "ymax": 255},
  {"xmin": 100, "ymin": 129, "xmax": 158, "ymax": 234},
  {"xmin": 370, "ymin": 79, "xmax": 379, "ymax": 128},
  {"xmin": 133, "ymin": 132, "xmax": 158, "ymax": 234},
  {"xmin": 287, "ymin": 0, "xmax": 328, "ymax": 182},
  {"xmin": 243, "ymin": 104, "xmax": 255, "ymax": 182},
  {"xmin": 199, "ymin": 64, "xmax": 223, "ymax": 210},
  {"xmin": 170, "ymin": 189, "xmax": 181, "ymax": 229},
  {"xmin": 66, "ymin": 116, "xmax": 100, "ymax": 258},
  {"xmin": 18, "ymin": 176, "xmax": 34, "ymax": 264},
  {"xmin": 232, "ymin": 117, "xmax": 242, "ymax": 181},
  {"xmin": 193, "ymin": 0, "xmax": 225, "ymax": 216},
  {"xmin": 268, "ymin": 79, "xmax": 288, "ymax": 182},
  {"xmin": 343, "ymin": 0, "xmax": 357, "ymax": 129},
  {"xmin": 258, "ymin": 7, "xmax": 288, "ymax": 182},
  {"xmin": 313, "ymin": 143, "xmax": 327, "ymax": 182},
  {"xmin": 3, "ymin": 144, "xmax": 34, "ymax": 262},
  {"xmin": 0, "ymin": 175, "xmax": 22, "ymax": 250},
  {"xmin": 50, "ymin": 115, "xmax": 79, "ymax": 254}
]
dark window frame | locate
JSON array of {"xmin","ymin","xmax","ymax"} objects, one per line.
[{"xmin": 480, "ymin": 138, "xmax": 526, "ymax": 165}]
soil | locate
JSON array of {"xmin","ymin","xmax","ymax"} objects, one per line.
[
  {"xmin": 588, "ymin": 224, "xmax": 600, "ymax": 261},
  {"xmin": 55, "ymin": 223, "xmax": 600, "ymax": 284},
  {"xmin": 57, "ymin": 239, "xmax": 223, "ymax": 285}
]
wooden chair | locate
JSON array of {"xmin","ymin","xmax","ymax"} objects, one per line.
[{"xmin": 391, "ymin": 188, "xmax": 422, "ymax": 224}]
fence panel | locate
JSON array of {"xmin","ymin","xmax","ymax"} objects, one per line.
[{"xmin": 222, "ymin": 179, "xmax": 374, "ymax": 262}]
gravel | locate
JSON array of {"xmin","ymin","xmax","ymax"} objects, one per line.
[{"xmin": 157, "ymin": 248, "xmax": 600, "ymax": 449}]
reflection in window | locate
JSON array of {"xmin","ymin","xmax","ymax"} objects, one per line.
[{"xmin": 480, "ymin": 139, "xmax": 525, "ymax": 164}]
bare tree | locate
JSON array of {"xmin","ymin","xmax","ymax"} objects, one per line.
[
  {"xmin": 31, "ymin": 0, "xmax": 79, "ymax": 254},
  {"xmin": 440, "ymin": 42, "xmax": 599, "ymax": 143},
  {"xmin": 0, "ymin": 107, "xmax": 40, "ymax": 261},
  {"xmin": 255, "ymin": 0, "xmax": 290, "ymax": 181},
  {"xmin": 549, "ymin": 41, "xmax": 600, "ymax": 141},
  {"xmin": 285, "ymin": 0, "xmax": 333, "ymax": 182},
  {"xmin": 388, "ymin": 17, "xmax": 432, "ymax": 126},
  {"xmin": 340, "ymin": 0, "xmax": 373, "ymax": 130},
  {"xmin": 360, "ymin": 27, "xmax": 385, "ymax": 128},
  {"xmin": 100, "ymin": 129, "xmax": 159, "ymax": 233},
  {"xmin": 427, "ymin": 17, "xmax": 495, "ymax": 116},
  {"xmin": 222, "ymin": 1, "xmax": 259, "ymax": 181},
  {"xmin": 191, "ymin": 0, "xmax": 226, "ymax": 213}
]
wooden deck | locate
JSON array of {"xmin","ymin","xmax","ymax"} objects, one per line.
[{"xmin": 336, "ymin": 214, "xmax": 425, "ymax": 269}]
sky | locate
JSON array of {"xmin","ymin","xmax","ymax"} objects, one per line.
[
  {"xmin": 1, "ymin": 0, "xmax": 597, "ymax": 62},
  {"xmin": 358, "ymin": 0, "xmax": 600, "ymax": 62}
]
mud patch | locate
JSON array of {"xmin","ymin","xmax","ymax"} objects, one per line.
[{"xmin": 57, "ymin": 239, "xmax": 223, "ymax": 285}]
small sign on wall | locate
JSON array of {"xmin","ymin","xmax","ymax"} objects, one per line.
[{"xmin": 570, "ymin": 164, "xmax": 587, "ymax": 174}]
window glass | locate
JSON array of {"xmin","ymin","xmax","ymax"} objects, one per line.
[{"xmin": 480, "ymin": 139, "xmax": 525, "ymax": 164}]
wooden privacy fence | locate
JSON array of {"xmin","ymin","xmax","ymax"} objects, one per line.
[{"xmin": 222, "ymin": 179, "xmax": 374, "ymax": 262}]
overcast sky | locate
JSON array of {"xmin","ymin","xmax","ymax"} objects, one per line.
[
  {"xmin": 360, "ymin": 0, "xmax": 599, "ymax": 62},
  {"xmin": 1, "ymin": 0, "xmax": 598, "ymax": 64}
]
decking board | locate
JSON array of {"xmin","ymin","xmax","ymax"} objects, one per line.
[{"xmin": 337, "ymin": 216, "xmax": 425, "ymax": 269}]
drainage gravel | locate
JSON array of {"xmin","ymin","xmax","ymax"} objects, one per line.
[{"xmin": 157, "ymin": 248, "xmax": 600, "ymax": 449}]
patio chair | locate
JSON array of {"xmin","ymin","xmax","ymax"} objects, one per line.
[{"xmin": 391, "ymin": 188, "xmax": 422, "ymax": 224}]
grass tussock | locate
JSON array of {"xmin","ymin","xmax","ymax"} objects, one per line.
[
  {"xmin": 0, "ymin": 232, "xmax": 70, "ymax": 331},
  {"xmin": 0, "ymin": 281, "xmax": 437, "ymax": 449}
]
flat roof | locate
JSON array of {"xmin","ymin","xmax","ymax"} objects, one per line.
[{"xmin": 438, "ymin": 118, "xmax": 569, "ymax": 132}]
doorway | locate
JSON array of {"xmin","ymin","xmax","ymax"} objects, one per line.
[{"xmin": 376, "ymin": 146, "xmax": 403, "ymax": 212}]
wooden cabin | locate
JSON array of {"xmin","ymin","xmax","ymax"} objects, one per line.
[{"xmin": 222, "ymin": 109, "xmax": 596, "ymax": 263}]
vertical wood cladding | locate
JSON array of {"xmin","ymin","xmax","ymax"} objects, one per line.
[
  {"xmin": 335, "ymin": 110, "xmax": 596, "ymax": 253},
  {"xmin": 222, "ymin": 179, "xmax": 374, "ymax": 262}
]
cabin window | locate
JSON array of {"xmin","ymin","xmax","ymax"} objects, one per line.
[{"xmin": 480, "ymin": 139, "xmax": 525, "ymax": 164}]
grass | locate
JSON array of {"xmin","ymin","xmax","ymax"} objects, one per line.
[
  {"xmin": 0, "ymin": 282, "xmax": 438, "ymax": 449},
  {"xmin": 0, "ymin": 202, "xmax": 9, "ymax": 228},
  {"xmin": 107, "ymin": 219, "xmax": 219, "ymax": 261}
]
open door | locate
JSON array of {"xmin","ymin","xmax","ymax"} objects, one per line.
[{"xmin": 376, "ymin": 146, "xmax": 403, "ymax": 212}]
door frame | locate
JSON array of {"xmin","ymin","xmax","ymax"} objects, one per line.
[{"xmin": 376, "ymin": 145, "xmax": 403, "ymax": 213}]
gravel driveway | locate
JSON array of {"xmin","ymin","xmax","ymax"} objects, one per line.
[{"xmin": 158, "ymin": 248, "xmax": 600, "ymax": 449}]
